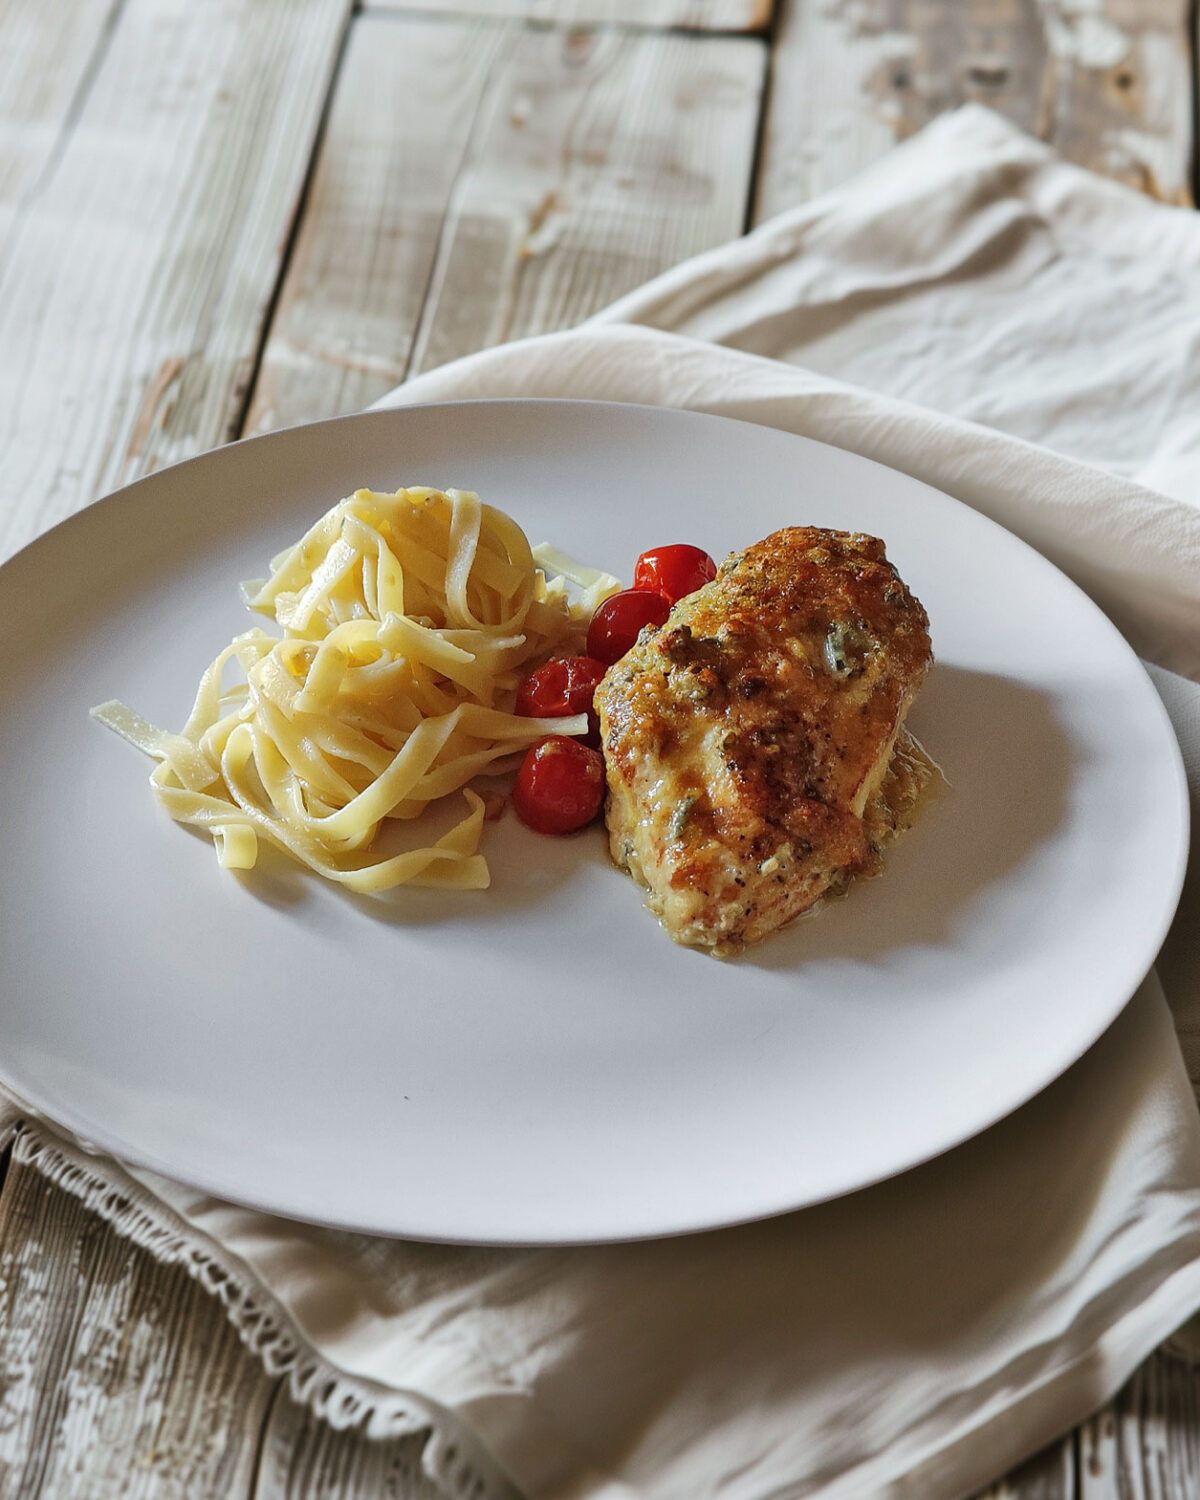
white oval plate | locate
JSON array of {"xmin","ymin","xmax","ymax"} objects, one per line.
[{"xmin": 0, "ymin": 401, "xmax": 1187, "ymax": 1243}]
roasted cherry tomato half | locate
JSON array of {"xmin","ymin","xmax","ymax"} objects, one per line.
[
  {"xmin": 586, "ymin": 588, "xmax": 671, "ymax": 665},
  {"xmin": 515, "ymin": 655, "xmax": 608, "ymax": 745},
  {"xmin": 512, "ymin": 735, "xmax": 606, "ymax": 835},
  {"xmin": 632, "ymin": 544, "xmax": 717, "ymax": 604}
]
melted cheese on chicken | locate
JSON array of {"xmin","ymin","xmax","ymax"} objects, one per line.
[{"xmin": 594, "ymin": 527, "xmax": 933, "ymax": 956}]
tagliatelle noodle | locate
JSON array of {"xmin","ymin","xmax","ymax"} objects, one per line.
[{"xmin": 92, "ymin": 487, "xmax": 620, "ymax": 892}]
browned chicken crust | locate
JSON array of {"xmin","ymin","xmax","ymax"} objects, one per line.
[{"xmin": 594, "ymin": 527, "xmax": 933, "ymax": 956}]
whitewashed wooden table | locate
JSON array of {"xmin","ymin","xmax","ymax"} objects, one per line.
[{"xmin": 0, "ymin": 1, "xmax": 1197, "ymax": 1494}]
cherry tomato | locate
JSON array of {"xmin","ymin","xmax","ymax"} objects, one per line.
[
  {"xmin": 515, "ymin": 655, "xmax": 608, "ymax": 745},
  {"xmin": 512, "ymin": 735, "xmax": 606, "ymax": 835},
  {"xmin": 632, "ymin": 544, "xmax": 717, "ymax": 604},
  {"xmin": 586, "ymin": 588, "xmax": 671, "ymax": 665}
]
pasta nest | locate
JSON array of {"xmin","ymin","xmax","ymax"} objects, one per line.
[{"xmin": 94, "ymin": 486, "xmax": 618, "ymax": 891}]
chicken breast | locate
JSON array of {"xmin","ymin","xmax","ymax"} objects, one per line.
[{"xmin": 594, "ymin": 527, "xmax": 933, "ymax": 956}]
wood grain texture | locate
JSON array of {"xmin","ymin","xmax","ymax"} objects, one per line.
[
  {"xmin": 755, "ymin": 0, "xmax": 1192, "ymax": 222},
  {"xmin": 247, "ymin": 17, "xmax": 765, "ymax": 432},
  {"xmin": 0, "ymin": 0, "xmax": 120, "ymax": 253},
  {"xmin": 252, "ymin": 1393, "xmax": 446, "ymax": 1500},
  {"xmin": 0, "ymin": 1142, "xmax": 276, "ymax": 1499},
  {"xmin": 1044, "ymin": 0, "xmax": 1194, "ymax": 204},
  {"xmin": 242, "ymin": 14, "xmax": 507, "ymax": 437},
  {"xmin": 1079, "ymin": 1356, "xmax": 1200, "ymax": 1498},
  {"xmin": 0, "ymin": 0, "xmax": 353, "ymax": 562},
  {"xmin": 406, "ymin": 23, "xmax": 764, "ymax": 378},
  {"xmin": 365, "ymin": 0, "xmax": 774, "ymax": 33}
]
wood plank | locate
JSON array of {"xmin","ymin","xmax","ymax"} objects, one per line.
[
  {"xmin": 252, "ymin": 1390, "xmax": 448, "ymax": 1500},
  {"xmin": 0, "ymin": 1141, "xmax": 276, "ymax": 1499},
  {"xmin": 1079, "ymin": 1354, "xmax": 1200, "ymax": 1498},
  {"xmin": 366, "ymin": 0, "xmax": 774, "ymax": 34},
  {"xmin": 0, "ymin": 0, "xmax": 353, "ymax": 563},
  {"xmin": 1045, "ymin": 0, "xmax": 1194, "ymax": 204},
  {"xmin": 406, "ymin": 24, "xmax": 765, "ymax": 379},
  {"xmin": 0, "ymin": 0, "xmax": 121, "ymax": 250},
  {"xmin": 247, "ymin": 20, "xmax": 765, "ymax": 432},
  {"xmin": 755, "ymin": 0, "xmax": 1192, "ymax": 222},
  {"xmin": 755, "ymin": 0, "xmax": 1049, "ymax": 218},
  {"xmin": 242, "ymin": 14, "xmax": 507, "ymax": 438}
]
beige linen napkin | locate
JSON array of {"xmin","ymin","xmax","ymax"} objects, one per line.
[{"xmin": 6, "ymin": 105, "xmax": 1200, "ymax": 1500}]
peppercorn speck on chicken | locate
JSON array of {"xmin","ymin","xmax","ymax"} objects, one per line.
[{"xmin": 593, "ymin": 527, "xmax": 934, "ymax": 957}]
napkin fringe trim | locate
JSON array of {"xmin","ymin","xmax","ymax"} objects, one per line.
[{"xmin": 8, "ymin": 1121, "xmax": 515, "ymax": 1500}]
